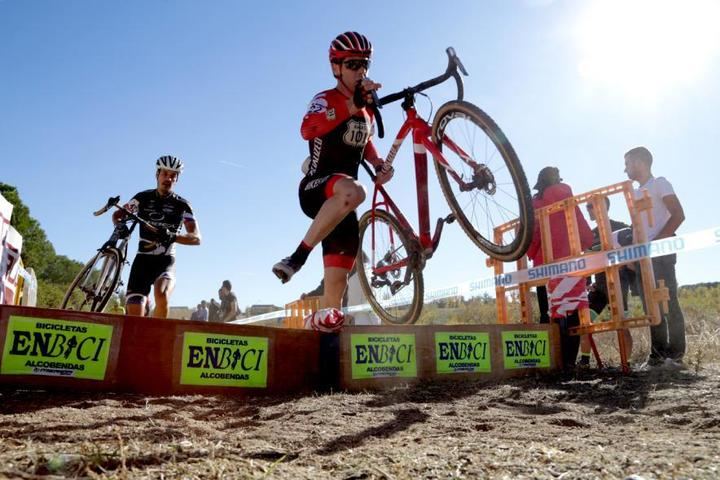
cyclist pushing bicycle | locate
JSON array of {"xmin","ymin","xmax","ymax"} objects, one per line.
[
  {"xmin": 112, "ymin": 155, "xmax": 201, "ymax": 317},
  {"xmin": 272, "ymin": 32, "xmax": 394, "ymax": 331}
]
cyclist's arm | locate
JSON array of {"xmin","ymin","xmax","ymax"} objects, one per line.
[
  {"xmin": 655, "ymin": 193, "xmax": 685, "ymax": 240},
  {"xmin": 112, "ymin": 198, "xmax": 139, "ymax": 224},
  {"xmin": 364, "ymin": 140, "xmax": 383, "ymax": 168},
  {"xmin": 301, "ymin": 97, "xmax": 353, "ymax": 140},
  {"xmin": 176, "ymin": 218, "xmax": 201, "ymax": 246}
]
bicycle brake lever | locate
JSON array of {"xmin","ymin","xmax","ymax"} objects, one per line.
[
  {"xmin": 370, "ymin": 91, "xmax": 385, "ymax": 139},
  {"xmin": 93, "ymin": 195, "xmax": 121, "ymax": 216},
  {"xmin": 446, "ymin": 47, "xmax": 468, "ymax": 76},
  {"xmin": 371, "ymin": 90, "xmax": 382, "ymax": 109}
]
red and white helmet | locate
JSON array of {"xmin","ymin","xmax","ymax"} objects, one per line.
[
  {"xmin": 304, "ymin": 308, "xmax": 345, "ymax": 333},
  {"xmin": 329, "ymin": 31, "xmax": 372, "ymax": 63}
]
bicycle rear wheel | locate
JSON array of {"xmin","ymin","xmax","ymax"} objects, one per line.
[
  {"xmin": 61, "ymin": 248, "xmax": 122, "ymax": 312},
  {"xmin": 432, "ymin": 100, "xmax": 533, "ymax": 261},
  {"xmin": 356, "ymin": 209, "xmax": 424, "ymax": 325}
]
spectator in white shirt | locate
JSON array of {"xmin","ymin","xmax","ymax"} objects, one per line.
[{"xmin": 624, "ymin": 146, "xmax": 686, "ymax": 369}]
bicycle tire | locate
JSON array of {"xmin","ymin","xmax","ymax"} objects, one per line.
[
  {"xmin": 61, "ymin": 248, "xmax": 122, "ymax": 312},
  {"xmin": 356, "ymin": 209, "xmax": 424, "ymax": 324},
  {"xmin": 431, "ymin": 100, "xmax": 533, "ymax": 261}
]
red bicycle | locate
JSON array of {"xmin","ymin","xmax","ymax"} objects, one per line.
[{"xmin": 357, "ymin": 47, "xmax": 533, "ymax": 324}]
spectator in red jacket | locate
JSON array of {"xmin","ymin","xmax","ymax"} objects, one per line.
[{"xmin": 527, "ymin": 167, "xmax": 594, "ymax": 369}]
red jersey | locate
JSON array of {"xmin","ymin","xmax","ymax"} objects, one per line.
[
  {"xmin": 526, "ymin": 183, "xmax": 594, "ymax": 266},
  {"xmin": 301, "ymin": 88, "xmax": 379, "ymax": 180}
]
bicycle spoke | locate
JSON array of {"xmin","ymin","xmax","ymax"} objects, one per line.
[
  {"xmin": 433, "ymin": 102, "xmax": 532, "ymax": 260},
  {"xmin": 358, "ymin": 211, "xmax": 423, "ymax": 324},
  {"xmin": 63, "ymin": 250, "xmax": 120, "ymax": 312}
]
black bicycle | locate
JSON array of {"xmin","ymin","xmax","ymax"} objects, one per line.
[{"xmin": 61, "ymin": 196, "xmax": 154, "ymax": 312}]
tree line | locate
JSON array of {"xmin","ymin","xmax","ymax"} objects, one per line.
[{"xmin": 1, "ymin": 183, "xmax": 83, "ymax": 307}]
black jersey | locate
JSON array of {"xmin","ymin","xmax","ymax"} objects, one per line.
[
  {"xmin": 300, "ymin": 88, "xmax": 379, "ymax": 180},
  {"xmin": 125, "ymin": 189, "xmax": 194, "ymax": 256}
]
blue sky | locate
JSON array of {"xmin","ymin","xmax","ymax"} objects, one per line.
[{"xmin": 2, "ymin": 0, "xmax": 719, "ymax": 310}]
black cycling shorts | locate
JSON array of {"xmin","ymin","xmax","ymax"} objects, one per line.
[
  {"xmin": 299, "ymin": 173, "xmax": 358, "ymax": 269},
  {"xmin": 126, "ymin": 254, "xmax": 176, "ymax": 300}
]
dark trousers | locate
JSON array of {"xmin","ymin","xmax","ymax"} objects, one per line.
[
  {"xmin": 637, "ymin": 254, "xmax": 686, "ymax": 361},
  {"xmin": 536, "ymin": 285, "xmax": 550, "ymax": 324},
  {"xmin": 537, "ymin": 285, "xmax": 579, "ymax": 369},
  {"xmin": 556, "ymin": 312, "xmax": 580, "ymax": 369},
  {"xmin": 589, "ymin": 267, "xmax": 633, "ymax": 314}
]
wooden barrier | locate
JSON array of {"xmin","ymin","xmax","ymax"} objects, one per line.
[
  {"xmin": 338, "ymin": 323, "xmax": 560, "ymax": 391},
  {"xmin": 0, "ymin": 305, "xmax": 320, "ymax": 396},
  {"xmin": 0, "ymin": 305, "xmax": 562, "ymax": 396}
]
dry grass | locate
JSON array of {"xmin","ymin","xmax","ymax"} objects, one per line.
[
  {"xmin": 1, "ymin": 284, "xmax": 718, "ymax": 479},
  {"xmin": 2, "ymin": 366, "xmax": 719, "ymax": 479},
  {"xmin": 420, "ymin": 282, "xmax": 720, "ymax": 370}
]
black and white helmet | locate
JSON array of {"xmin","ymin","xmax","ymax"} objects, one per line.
[{"xmin": 156, "ymin": 155, "xmax": 184, "ymax": 173}]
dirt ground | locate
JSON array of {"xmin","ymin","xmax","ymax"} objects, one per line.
[{"xmin": 1, "ymin": 363, "xmax": 718, "ymax": 480}]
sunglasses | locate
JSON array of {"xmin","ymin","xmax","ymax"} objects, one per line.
[{"xmin": 342, "ymin": 59, "xmax": 371, "ymax": 71}]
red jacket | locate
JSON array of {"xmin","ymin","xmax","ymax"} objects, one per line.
[{"xmin": 527, "ymin": 183, "xmax": 593, "ymax": 266}]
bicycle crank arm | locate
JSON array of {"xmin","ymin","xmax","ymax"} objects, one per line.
[{"xmin": 429, "ymin": 214, "xmax": 456, "ymax": 258}]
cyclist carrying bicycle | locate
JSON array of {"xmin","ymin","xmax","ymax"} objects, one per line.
[
  {"xmin": 272, "ymin": 31, "xmax": 394, "ymax": 330},
  {"xmin": 112, "ymin": 155, "xmax": 201, "ymax": 317}
]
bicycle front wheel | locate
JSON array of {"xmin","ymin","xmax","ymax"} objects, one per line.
[
  {"xmin": 356, "ymin": 209, "xmax": 424, "ymax": 325},
  {"xmin": 61, "ymin": 248, "xmax": 122, "ymax": 312},
  {"xmin": 432, "ymin": 100, "xmax": 533, "ymax": 262}
]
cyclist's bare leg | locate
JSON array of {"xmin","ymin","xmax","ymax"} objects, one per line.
[
  {"xmin": 322, "ymin": 266, "xmax": 351, "ymax": 309},
  {"xmin": 153, "ymin": 277, "xmax": 176, "ymax": 318},
  {"xmin": 126, "ymin": 298, "xmax": 147, "ymax": 317},
  {"xmin": 303, "ymin": 178, "xmax": 365, "ymax": 247},
  {"xmin": 274, "ymin": 177, "xmax": 365, "ymax": 283}
]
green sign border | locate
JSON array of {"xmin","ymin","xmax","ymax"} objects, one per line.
[
  {"xmin": 434, "ymin": 331, "xmax": 491, "ymax": 374},
  {"xmin": 180, "ymin": 332, "xmax": 269, "ymax": 388},
  {"xmin": 501, "ymin": 330, "xmax": 550, "ymax": 369},
  {"xmin": 350, "ymin": 333, "xmax": 417, "ymax": 380},
  {"xmin": 1, "ymin": 315, "xmax": 113, "ymax": 380}
]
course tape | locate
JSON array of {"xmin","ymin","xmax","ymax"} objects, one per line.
[{"xmin": 232, "ymin": 225, "xmax": 720, "ymax": 325}]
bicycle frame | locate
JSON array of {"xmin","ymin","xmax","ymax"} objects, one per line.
[
  {"xmin": 63, "ymin": 195, "xmax": 162, "ymax": 312},
  {"xmin": 361, "ymin": 47, "xmax": 476, "ymax": 281},
  {"xmin": 90, "ymin": 198, "xmax": 147, "ymax": 299},
  {"xmin": 101, "ymin": 219, "xmax": 136, "ymax": 263},
  {"xmin": 365, "ymin": 104, "xmax": 478, "ymax": 278}
]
